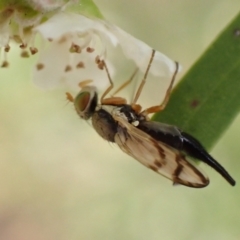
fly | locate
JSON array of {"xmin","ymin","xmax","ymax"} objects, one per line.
[{"xmin": 66, "ymin": 50, "xmax": 236, "ymax": 188}]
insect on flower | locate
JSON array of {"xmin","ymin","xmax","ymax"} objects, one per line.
[{"xmin": 66, "ymin": 50, "xmax": 236, "ymax": 188}]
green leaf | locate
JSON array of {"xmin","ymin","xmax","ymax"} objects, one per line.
[
  {"xmin": 67, "ymin": 0, "xmax": 104, "ymax": 19},
  {"xmin": 152, "ymin": 11, "xmax": 240, "ymax": 150}
]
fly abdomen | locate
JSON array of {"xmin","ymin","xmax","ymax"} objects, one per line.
[
  {"xmin": 137, "ymin": 120, "xmax": 235, "ymax": 186},
  {"xmin": 181, "ymin": 131, "xmax": 236, "ymax": 186},
  {"xmin": 137, "ymin": 121, "xmax": 183, "ymax": 149}
]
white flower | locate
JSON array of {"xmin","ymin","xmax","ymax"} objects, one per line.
[
  {"xmin": 33, "ymin": 12, "xmax": 117, "ymax": 90},
  {"xmin": 0, "ymin": 3, "xmax": 180, "ymax": 92},
  {"xmin": 0, "ymin": 1, "xmax": 69, "ymax": 67},
  {"xmin": 0, "ymin": 7, "xmax": 41, "ymax": 67},
  {"xmin": 32, "ymin": 12, "xmax": 180, "ymax": 91}
]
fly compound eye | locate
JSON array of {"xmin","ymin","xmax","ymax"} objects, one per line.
[
  {"xmin": 74, "ymin": 86, "xmax": 98, "ymax": 120},
  {"xmin": 75, "ymin": 91, "xmax": 90, "ymax": 112}
]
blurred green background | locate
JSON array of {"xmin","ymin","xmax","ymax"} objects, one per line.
[{"xmin": 0, "ymin": 0, "xmax": 240, "ymax": 239}]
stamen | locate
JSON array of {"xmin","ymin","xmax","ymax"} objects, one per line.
[
  {"xmin": 65, "ymin": 65, "xmax": 72, "ymax": 72},
  {"xmin": 95, "ymin": 55, "xmax": 104, "ymax": 70},
  {"xmin": 36, "ymin": 63, "xmax": 44, "ymax": 70},
  {"xmin": 69, "ymin": 43, "xmax": 81, "ymax": 53},
  {"xmin": 86, "ymin": 47, "xmax": 94, "ymax": 53},
  {"xmin": 76, "ymin": 61, "xmax": 85, "ymax": 68},
  {"xmin": 29, "ymin": 32, "xmax": 38, "ymax": 55},
  {"xmin": 93, "ymin": 33, "xmax": 107, "ymax": 60},
  {"xmin": 4, "ymin": 45, "xmax": 10, "ymax": 52},
  {"xmin": 30, "ymin": 47, "xmax": 38, "ymax": 55},
  {"xmin": 18, "ymin": 26, "xmax": 27, "ymax": 49},
  {"xmin": 1, "ymin": 49, "xmax": 9, "ymax": 67},
  {"xmin": 97, "ymin": 60, "xmax": 104, "ymax": 70},
  {"xmin": 95, "ymin": 55, "xmax": 100, "ymax": 64},
  {"xmin": 19, "ymin": 43, "xmax": 27, "ymax": 49},
  {"xmin": 1, "ymin": 61, "xmax": 9, "ymax": 68},
  {"xmin": 21, "ymin": 50, "xmax": 29, "ymax": 58}
]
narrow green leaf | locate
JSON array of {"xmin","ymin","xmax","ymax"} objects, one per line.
[{"xmin": 152, "ymin": 11, "xmax": 240, "ymax": 150}]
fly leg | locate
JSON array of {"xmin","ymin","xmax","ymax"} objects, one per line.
[
  {"xmin": 141, "ymin": 61, "xmax": 179, "ymax": 116},
  {"xmin": 111, "ymin": 68, "xmax": 138, "ymax": 96},
  {"xmin": 100, "ymin": 59, "xmax": 127, "ymax": 105},
  {"xmin": 132, "ymin": 49, "xmax": 156, "ymax": 105}
]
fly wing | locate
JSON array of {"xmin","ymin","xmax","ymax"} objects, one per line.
[{"xmin": 114, "ymin": 116, "xmax": 209, "ymax": 188}]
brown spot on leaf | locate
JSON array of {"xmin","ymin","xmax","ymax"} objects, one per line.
[
  {"xmin": 233, "ymin": 28, "xmax": 240, "ymax": 37},
  {"xmin": 36, "ymin": 63, "xmax": 44, "ymax": 70},
  {"xmin": 190, "ymin": 99, "xmax": 200, "ymax": 108},
  {"xmin": 48, "ymin": 38, "xmax": 53, "ymax": 42}
]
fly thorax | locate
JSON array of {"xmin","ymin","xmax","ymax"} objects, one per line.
[
  {"xmin": 114, "ymin": 105, "xmax": 143, "ymax": 126},
  {"xmin": 91, "ymin": 105, "xmax": 118, "ymax": 142}
]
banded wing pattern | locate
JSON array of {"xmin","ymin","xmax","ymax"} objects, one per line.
[
  {"xmin": 114, "ymin": 115, "xmax": 209, "ymax": 188},
  {"xmin": 138, "ymin": 121, "xmax": 236, "ymax": 186}
]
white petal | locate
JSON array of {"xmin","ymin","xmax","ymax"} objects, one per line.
[
  {"xmin": 33, "ymin": 12, "xmax": 179, "ymax": 91},
  {"xmin": 33, "ymin": 37, "xmax": 114, "ymax": 91},
  {"xmin": 33, "ymin": 39, "xmax": 71, "ymax": 89},
  {"xmin": 105, "ymin": 23, "xmax": 180, "ymax": 77},
  {"xmin": 34, "ymin": 12, "xmax": 118, "ymax": 46},
  {"xmin": 33, "ymin": 13, "xmax": 119, "ymax": 90}
]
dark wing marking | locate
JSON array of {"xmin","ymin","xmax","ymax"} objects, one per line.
[
  {"xmin": 113, "ymin": 115, "xmax": 209, "ymax": 188},
  {"xmin": 139, "ymin": 121, "xmax": 236, "ymax": 186}
]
